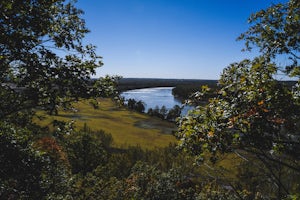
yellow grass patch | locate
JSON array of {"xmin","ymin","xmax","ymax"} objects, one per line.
[{"xmin": 35, "ymin": 98, "xmax": 177, "ymax": 149}]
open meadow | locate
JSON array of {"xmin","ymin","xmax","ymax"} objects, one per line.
[{"xmin": 36, "ymin": 98, "xmax": 177, "ymax": 149}]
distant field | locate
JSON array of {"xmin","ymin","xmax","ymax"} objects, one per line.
[{"xmin": 36, "ymin": 98, "xmax": 177, "ymax": 149}]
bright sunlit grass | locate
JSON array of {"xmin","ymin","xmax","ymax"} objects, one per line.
[{"xmin": 35, "ymin": 98, "xmax": 177, "ymax": 149}]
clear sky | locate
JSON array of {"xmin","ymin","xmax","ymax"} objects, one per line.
[{"xmin": 76, "ymin": 0, "xmax": 287, "ymax": 80}]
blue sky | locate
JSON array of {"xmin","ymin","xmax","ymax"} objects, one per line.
[{"xmin": 77, "ymin": 0, "xmax": 287, "ymax": 80}]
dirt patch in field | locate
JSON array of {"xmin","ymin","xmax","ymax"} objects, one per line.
[
  {"xmin": 134, "ymin": 120, "xmax": 177, "ymax": 134},
  {"xmin": 57, "ymin": 114, "xmax": 88, "ymax": 121}
]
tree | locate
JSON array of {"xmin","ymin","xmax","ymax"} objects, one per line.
[
  {"xmin": 126, "ymin": 99, "xmax": 145, "ymax": 113},
  {"xmin": 238, "ymin": 0, "xmax": 299, "ymax": 77},
  {"xmin": 0, "ymin": 122, "xmax": 70, "ymax": 199},
  {"xmin": 123, "ymin": 162, "xmax": 197, "ymax": 200},
  {"xmin": 65, "ymin": 129, "xmax": 110, "ymax": 175},
  {"xmin": 135, "ymin": 100, "xmax": 146, "ymax": 113},
  {"xmin": 159, "ymin": 105, "xmax": 168, "ymax": 119},
  {"xmin": 0, "ymin": 1, "xmax": 118, "ymax": 198},
  {"xmin": 166, "ymin": 105, "xmax": 182, "ymax": 121},
  {"xmin": 0, "ymin": 0, "xmax": 117, "ymax": 122},
  {"xmin": 127, "ymin": 98, "xmax": 137, "ymax": 110},
  {"xmin": 177, "ymin": 0, "xmax": 300, "ymax": 198},
  {"xmin": 147, "ymin": 108, "xmax": 154, "ymax": 116}
]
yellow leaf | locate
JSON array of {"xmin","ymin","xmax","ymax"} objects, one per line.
[
  {"xmin": 240, "ymin": 76, "xmax": 246, "ymax": 83},
  {"xmin": 258, "ymin": 100, "xmax": 264, "ymax": 105},
  {"xmin": 263, "ymin": 108, "xmax": 269, "ymax": 112}
]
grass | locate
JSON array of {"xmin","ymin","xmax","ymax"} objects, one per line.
[
  {"xmin": 35, "ymin": 98, "xmax": 243, "ymax": 181},
  {"xmin": 35, "ymin": 98, "xmax": 177, "ymax": 149}
]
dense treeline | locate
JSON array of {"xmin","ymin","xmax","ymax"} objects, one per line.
[
  {"xmin": 172, "ymin": 83, "xmax": 218, "ymax": 102},
  {"xmin": 125, "ymin": 98, "xmax": 146, "ymax": 113},
  {"xmin": 172, "ymin": 81, "xmax": 296, "ymax": 103},
  {"xmin": 147, "ymin": 105, "xmax": 182, "ymax": 121},
  {"xmin": 117, "ymin": 78, "xmax": 218, "ymax": 92},
  {"xmin": 123, "ymin": 98, "xmax": 182, "ymax": 122}
]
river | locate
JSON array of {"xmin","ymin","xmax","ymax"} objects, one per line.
[{"xmin": 121, "ymin": 87, "xmax": 192, "ymax": 115}]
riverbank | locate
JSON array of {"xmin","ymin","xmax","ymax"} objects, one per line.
[
  {"xmin": 120, "ymin": 87, "xmax": 194, "ymax": 116},
  {"xmin": 117, "ymin": 78, "xmax": 218, "ymax": 91}
]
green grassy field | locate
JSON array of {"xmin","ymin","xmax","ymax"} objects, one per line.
[{"xmin": 36, "ymin": 98, "xmax": 177, "ymax": 149}]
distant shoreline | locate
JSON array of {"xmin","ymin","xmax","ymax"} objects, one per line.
[
  {"xmin": 117, "ymin": 77, "xmax": 218, "ymax": 91},
  {"xmin": 116, "ymin": 77, "xmax": 297, "ymax": 92}
]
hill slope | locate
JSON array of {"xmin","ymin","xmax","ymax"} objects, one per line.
[{"xmin": 36, "ymin": 98, "xmax": 177, "ymax": 149}]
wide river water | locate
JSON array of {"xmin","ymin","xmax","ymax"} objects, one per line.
[{"xmin": 121, "ymin": 87, "xmax": 192, "ymax": 115}]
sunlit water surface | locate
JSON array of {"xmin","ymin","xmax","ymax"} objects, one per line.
[{"xmin": 121, "ymin": 87, "xmax": 192, "ymax": 115}]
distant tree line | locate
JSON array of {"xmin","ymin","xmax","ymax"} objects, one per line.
[
  {"xmin": 148, "ymin": 105, "xmax": 182, "ymax": 121},
  {"xmin": 172, "ymin": 83, "xmax": 219, "ymax": 103},
  {"xmin": 172, "ymin": 81, "xmax": 296, "ymax": 103},
  {"xmin": 117, "ymin": 78, "xmax": 218, "ymax": 92},
  {"xmin": 123, "ymin": 98, "xmax": 182, "ymax": 122},
  {"xmin": 126, "ymin": 98, "xmax": 146, "ymax": 113}
]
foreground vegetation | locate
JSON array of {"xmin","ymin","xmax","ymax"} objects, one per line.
[{"xmin": 176, "ymin": 0, "xmax": 300, "ymax": 198}]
